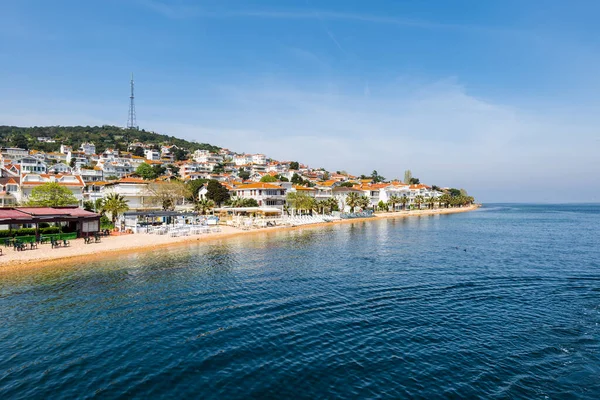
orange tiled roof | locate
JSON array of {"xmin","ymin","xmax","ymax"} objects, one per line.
[{"xmin": 236, "ymin": 182, "xmax": 282, "ymax": 190}]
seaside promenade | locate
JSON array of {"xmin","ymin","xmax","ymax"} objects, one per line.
[{"xmin": 0, "ymin": 205, "xmax": 479, "ymax": 271}]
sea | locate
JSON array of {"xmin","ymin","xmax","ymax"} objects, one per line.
[{"xmin": 0, "ymin": 204, "xmax": 599, "ymax": 399}]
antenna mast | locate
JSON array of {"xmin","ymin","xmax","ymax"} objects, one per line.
[{"xmin": 127, "ymin": 73, "xmax": 138, "ymax": 130}]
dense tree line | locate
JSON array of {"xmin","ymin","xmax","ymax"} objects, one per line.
[{"xmin": 0, "ymin": 125, "xmax": 220, "ymax": 154}]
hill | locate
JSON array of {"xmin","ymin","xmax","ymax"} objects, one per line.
[{"xmin": 0, "ymin": 125, "xmax": 220, "ymax": 154}]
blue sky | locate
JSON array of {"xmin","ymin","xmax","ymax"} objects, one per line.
[{"xmin": 1, "ymin": 0, "xmax": 600, "ymax": 202}]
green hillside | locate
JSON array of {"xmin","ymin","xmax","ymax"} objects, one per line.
[{"xmin": 0, "ymin": 125, "xmax": 220, "ymax": 154}]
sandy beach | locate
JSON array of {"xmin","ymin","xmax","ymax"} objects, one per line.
[{"xmin": 0, "ymin": 205, "xmax": 480, "ymax": 271}]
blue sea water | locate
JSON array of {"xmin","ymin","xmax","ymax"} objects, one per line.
[{"xmin": 1, "ymin": 204, "xmax": 599, "ymax": 399}]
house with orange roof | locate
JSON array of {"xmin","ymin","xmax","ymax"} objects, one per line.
[
  {"xmin": 74, "ymin": 165, "xmax": 104, "ymax": 183},
  {"xmin": 19, "ymin": 173, "xmax": 85, "ymax": 205},
  {"xmin": 0, "ymin": 167, "xmax": 20, "ymax": 207},
  {"xmin": 233, "ymin": 182, "xmax": 287, "ymax": 208},
  {"xmin": 102, "ymin": 177, "xmax": 156, "ymax": 210}
]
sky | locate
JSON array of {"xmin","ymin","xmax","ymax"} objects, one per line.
[{"xmin": 1, "ymin": 0, "xmax": 600, "ymax": 203}]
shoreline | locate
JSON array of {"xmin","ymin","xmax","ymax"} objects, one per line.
[{"xmin": 0, "ymin": 205, "xmax": 480, "ymax": 273}]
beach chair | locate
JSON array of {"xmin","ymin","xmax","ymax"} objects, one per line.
[
  {"xmin": 94, "ymin": 233, "xmax": 101, "ymax": 243},
  {"xmin": 51, "ymin": 238, "xmax": 61, "ymax": 248},
  {"xmin": 29, "ymin": 242, "xmax": 38, "ymax": 250},
  {"xmin": 63, "ymin": 239, "xmax": 70, "ymax": 247},
  {"xmin": 84, "ymin": 236, "xmax": 92, "ymax": 244}
]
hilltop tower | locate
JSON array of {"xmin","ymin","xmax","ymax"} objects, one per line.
[{"xmin": 127, "ymin": 73, "xmax": 138, "ymax": 130}]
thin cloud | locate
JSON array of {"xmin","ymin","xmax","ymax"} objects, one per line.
[
  {"xmin": 135, "ymin": 0, "xmax": 201, "ymax": 19},
  {"xmin": 136, "ymin": 1, "xmax": 520, "ymax": 36}
]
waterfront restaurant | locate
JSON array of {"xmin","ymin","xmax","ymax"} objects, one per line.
[
  {"xmin": 120, "ymin": 210, "xmax": 204, "ymax": 233},
  {"xmin": 0, "ymin": 207, "xmax": 101, "ymax": 239}
]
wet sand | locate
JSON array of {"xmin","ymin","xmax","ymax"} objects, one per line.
[{"xmin": 0, "ymin": 205, "xmax": 479, "ymax": 272}]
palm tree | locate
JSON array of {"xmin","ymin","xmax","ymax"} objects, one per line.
[
  {"xmin": 415, "ymin": 195, "xmax": 425, "ymax": 210},
  {"xmin": 194, "ymin": 198, "xmax": 215, "ymax": 215},
  {"xmin": 345, "ymin": 192, "xmax": 360, "ymax": 213},
  {"xmin": 101, "ymin": 193, "xmax": 129, "ymax": 224},
  {"xmin": 440, "ymin": 194, "xmax": 451, "ymax": 208},
  {"xmin": 388, "ymin": 195, "xmax": 400, "ymax": 212},
  {"xmin": 326, "ymin": 197, "xmax": 339, "ymax": 213},
  {"xmin": 400, "ymin": 195, "xmax": 408, "ymax": 211},
  {"xmin": 358, "ymin": 195, "xmax": 371, "ymax": 211},
  {"xmin": 427, "ymin": 196, "xmax": 436, "ymax": 209}
]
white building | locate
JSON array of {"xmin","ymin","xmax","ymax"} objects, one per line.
[
  {"xmin": 144, "ymin": 149, "xmax": 161, "ymax": 161},
  {"xmin": 20, "ymin": 174, "xmax": 85, "ymax": 205},
  {"xmin": 102, "ymin": 178, "xmax": 155, "ymax": 210},
  {"xmin": 60, "ymin": 144, "xmax": 73, "ymax": 154},
  {"xmin": 76, "ymin": 167, "xmax": 104, "ymax": 183},
  {"xmin": 80, "ymin": 142, "xmax": 96, "ymax": 155},
  {"xmin": 19, "ymin": 156, "xmax": 47, "ymax": 174},
  {"xmin": 234, "ymin": 154, "xmax": 253, "ymax": 166},
  {"xmin": 332, "ymin": 186, "xmax": 365, "ymax": 212},
  {"xmin": 0, "ymin": 147, "xmax": 29, "ymax": 160},
  {"xmin": 0, "ymin": 167, "xmax": 21, "ymax": 207},
  {"xmin": 233, "ymin": 182, "xmax": 287, "ymax": 208},
  {"xmin": 48, "ymin": 162, "xmax": 72, "ymax": 175},
  {"xmin": 252, "ymin": 154, "xmax": 267, "ymax": 165},
  {"xmin": 100, "ymin": 161, "xmax": 135, "ymax": 179}
]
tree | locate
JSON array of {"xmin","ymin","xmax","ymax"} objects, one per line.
[
  {"xmin": 275, "ymin": 174, "xmax": 289, "ymax": 182},
  {"xmin": 12, "ymin": 133, "xmax": 28, "ymax": 149},
  {"xmin": 403, "ymin": 170, "xmax": 412, "ymax": 184},
  {"xmin": 105, "ymin": 175, "xmax": 119, "ymax": 181},
  {"xmin": 409, "ymin": 177, "xmax": 420, "ymax": 185},
  {"xmin": 147, "ymin": 181, "xmax": 188, "ymax": 211},
  {"xmin": 358, "ymin": 195, "xmax": 371, "ymax": 210},
  {"xmin": 326, "ymin": 197, "xmax": 339, "ymax": 212},
  {"xmin": 415, "ymin": 195, "xmax": 425, "ymax": 209},
  {"xmin": 339, "ymin": 182, "xmax": 355, "ymax": 188},
  {"xmin": 83, "ymin": 201, "xmax": 95, "ymax": 212},
  {"xmin": 371, "ymin": 170, "xmax": 385, "ymax": 183},
  {"xmin": 427, "ymin": 196, "xmax": 436, "ymax": 209},
  {"xmin": 388, "ymin": 195, "xmax": 400, "ymax": 212},
  {"xmin": 212, "ymin": 163, "xmax": 224, "ymax": 174},
  {"xmin": 194, "ymin": 198, "xmax": 215, "ymax": 215},
  {"xmin": 27, "ymin": 182, "xmax": 78, "ymax": 207},
  {"xmin": 238, "ymin": 168, "xmax": 250, "ymax": 180},
  {"xmin": 226, "ymin": 197, "xmax": 259, "ymax": 207},
  {"xmin": 173, "ymin": 148, "xmax": 187, "ymax": 161},
  {"xmin": 166, "ymin": 164, "xmax": 179, "ymax": 176},
  {"xmin": 286, "ymin": 192, "xmax": 316, "ymax": 214},
  {"xmin": 152, "ymin": 164, "xmax": 166, "ymax": 177},
  {"xmin": 440, "ymin": 194, "xmax": 451, "ymax": 208},
  {"xmin": 133, "ymin": 147, "xmax": 145, "ymax": 157},
  {"xmin": 260, "ymin": 175, "xmax": 277, "ymax": 182},
  {"xmin": 101, "ymin": 193, "xmax": 129, "ymax": 224},
  {"xmin": 448, "ymin": 188, "xmax": 461, "ymax": 197},
  {"xmin": 206, "ymin": 180, "xmax": 230, "ymax": 206},
  {"xmin": 186, "ymin": 178, "xmax": 208, "ymax": 202},
  {"xmin": 323, "ymin": 171, "xmax": 330, "ymax": 180},
  {"xmin": 345, "ymin": 192, "xmax": 360, "ymax": 213},
  {"xmin": 400, "ymin": 195, "xmax": 409, "ymax": 210},
  {"xmin": 136, "ymin": 163, "xmax": 157, "ymax": 180},
  {"xmin": 289, "ymin": 161, "xmax": 299, "ymax": 170},
  {"xmin": 377, "ymin": 200, "xmax": 388, "ymax": 211}
]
